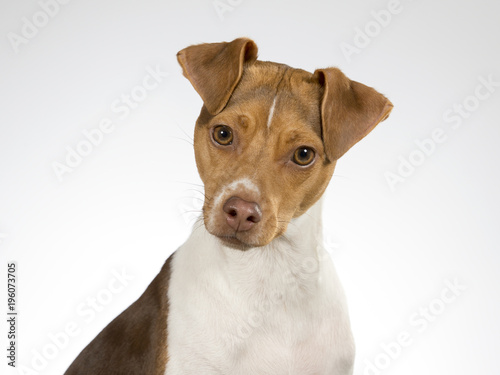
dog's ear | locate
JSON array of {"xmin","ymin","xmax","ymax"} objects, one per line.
[
  {"xmin": 314, "ymin": 68, "xmax": 393, "ymax": 161},
  {"xmin": 177, "ymin": 38, "xmax": 258, "ymax": 115}
]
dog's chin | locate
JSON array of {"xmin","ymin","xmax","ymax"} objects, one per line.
[
  {"xmin": 217, "ymin": 235, "xmax": 255, "ymax": 251},
  {"xmin": 204, "ymin": 216, "xmax": 287, "ymax": 250},
  {"xmin": 210, "ymin": 231, "xmax": 275, "ymax": 251}
]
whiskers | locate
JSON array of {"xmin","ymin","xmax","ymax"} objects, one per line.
[
  {"xmin": 191, "ymin": 215, "xmax": 206, "ymax": 233},
  {"xmin": 170, "ymin": 181, "xmax": 210, "ymax": 226},
  {"xmin": 166, "ymin": 122, "xmax": 194, "ymax": 146}
]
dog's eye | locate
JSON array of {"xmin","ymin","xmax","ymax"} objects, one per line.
[
  {"xmin": 293, "ymin": 147, "xmax": 315, "ymax": 166},
  {"xmin": 212, "ymin": 125, "xmax": 233, "ymax": 146}
]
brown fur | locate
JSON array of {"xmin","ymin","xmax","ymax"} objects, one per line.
[
  {"xmin": 314, "ymin": 68, "xmax": 393, "ymax": 160},
  {"xmin": 64, "ymin": 255, "xmax": 173, "ymax": 375}
]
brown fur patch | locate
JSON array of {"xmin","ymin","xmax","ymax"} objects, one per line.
[{"xmin": 64, "ymin": 254, "xmax": 174, "ymax": 375}]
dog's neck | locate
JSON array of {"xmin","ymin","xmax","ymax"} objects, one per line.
[{"xmin": 189, "ymin": 198, "xmax": 326, "ymax": 303}]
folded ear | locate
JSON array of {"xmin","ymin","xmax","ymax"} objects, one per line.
[
  {"xmin": 177, "ymin": 38, "xmax": 258, "ymax": 115},
  {"xmin": 314, "ymin": 68, "xmax": 393, "ymax": 161}
]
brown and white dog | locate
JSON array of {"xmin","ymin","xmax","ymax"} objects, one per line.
[{"xmin": 65, "ymin": 38, "xmax": 392, "ymax": 375}]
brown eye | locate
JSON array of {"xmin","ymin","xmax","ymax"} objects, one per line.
[
  {"xmin": 212, "ymin": 125, "xmax": 233, "ymax": 145},
  {"xmin": 293, "ymin": 147, "xmax": 315, "ymax": 166}
]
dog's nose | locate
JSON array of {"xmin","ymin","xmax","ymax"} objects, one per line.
[{"xmin": 223, "ymin": 197, "xmax": 262, "ymax": 232}]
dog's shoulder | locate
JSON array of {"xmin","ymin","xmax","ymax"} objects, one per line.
[{"xmin": 64, "ymin": 253, "xmax": 175, "ymax": 375}]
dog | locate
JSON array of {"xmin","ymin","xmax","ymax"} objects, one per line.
[{"xmin": 65, "ymin": 37, "xmax": 392, "ymax": 375}]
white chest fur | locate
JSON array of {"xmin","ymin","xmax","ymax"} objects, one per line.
[{"xmin": 165, "ymin": 202, "xmax": 355, "ymax": 375}]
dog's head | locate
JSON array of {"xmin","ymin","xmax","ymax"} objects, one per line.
[{"xmin": 177, "ymin": 38, "xmax": 392, "ymax": 249}]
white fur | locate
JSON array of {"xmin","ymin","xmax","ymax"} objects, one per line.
[
  {"xmin": 211, "ymin": 178, "xmax": 260, "ymax": 208},
  {"xmin": 165, "ymin": 199, "xmax": 355, "ymax": 375},
  {"xmin": 266, "ymin": 97, "xmax": 277, "ymax": 129}
]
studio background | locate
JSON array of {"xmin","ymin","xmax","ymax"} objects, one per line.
[{"xmin": 1, "ymin": 0, "xmax": 499, "ymax": 374}]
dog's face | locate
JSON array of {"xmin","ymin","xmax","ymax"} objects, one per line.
[
  {"xmin": 193, "ymin": 62, "xmax": 335, "ymax": 248},
  {"xmin": 178, "ymin": 38, "xmax": 392, "ymax": 249}
]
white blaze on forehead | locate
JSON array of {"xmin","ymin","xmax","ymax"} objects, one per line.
[{"xmin": 266, "ymin": 96, "xmax": 278, "ymax": 129}]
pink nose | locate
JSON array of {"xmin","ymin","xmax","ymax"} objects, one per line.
[{"xmin": 223, "ymin": 197, "xmax": 262, "ymax": 232}]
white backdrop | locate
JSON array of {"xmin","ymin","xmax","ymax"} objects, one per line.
[{"xmin": 1, "ymin": 0, "xmax": 499, "ymax": 374}]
